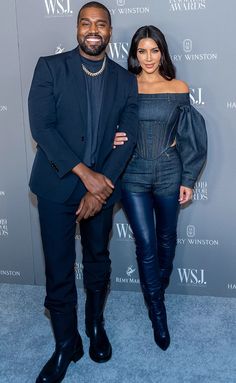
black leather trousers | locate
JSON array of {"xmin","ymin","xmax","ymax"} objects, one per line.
[{"xmin": 122, "ymin": 189, "xmax": 180, "ymax": 295}]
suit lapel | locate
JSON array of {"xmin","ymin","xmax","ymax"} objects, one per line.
[
  {"xmin": 97, "ymin": 57, "xmax": 117, "ymax": 148},
  {"xmin": 66, "ymin": 48, "xmax": 87, "ymax": 129}
]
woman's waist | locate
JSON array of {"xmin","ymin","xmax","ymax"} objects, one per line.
[
  {"xmin": 123, "ymin": 146, "xmax": 181, "ymax": 179},
  {"xmin": 136, "ymin": 121, "xmax": 176, "ymax": 159}
]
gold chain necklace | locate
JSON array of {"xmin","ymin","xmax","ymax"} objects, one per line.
[{"xmin": 82, "ymin": 56, "xmax": 107, "ymax": 77}]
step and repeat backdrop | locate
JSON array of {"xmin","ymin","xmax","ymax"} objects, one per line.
[{"xmin": 0, "ymin": 0, "xmax": 235, "ymax": 297}]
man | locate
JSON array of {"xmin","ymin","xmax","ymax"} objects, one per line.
[{"xmin": 28, "ymin": 2, "xmax": 138, "ymax": 382}]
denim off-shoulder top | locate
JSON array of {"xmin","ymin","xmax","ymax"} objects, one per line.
[{"xmin": 135, "ymin": 92, "xmax": 207, "ymax": 188}]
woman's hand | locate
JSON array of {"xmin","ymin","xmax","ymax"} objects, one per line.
[
  {"xmin": 179, "ymin": 186, "xmax": 193, "ymax": 205},
  {"xmin": 113, "ymin": 132, "xmax": 128, "ymax": 148}
]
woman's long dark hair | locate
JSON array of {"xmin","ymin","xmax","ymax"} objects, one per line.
[{"xmin": 128, "ymin": 25, "xmax": 176, "ymax": 80}]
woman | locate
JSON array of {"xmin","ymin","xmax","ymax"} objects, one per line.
[{"xmin": 114, "ymin": 26, "xmax": 207, "ymax": 351}]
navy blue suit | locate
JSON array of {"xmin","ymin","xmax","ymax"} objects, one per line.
[{"xmin": 28, "ymin": 48, "xmax": 138, "ymax": 312}]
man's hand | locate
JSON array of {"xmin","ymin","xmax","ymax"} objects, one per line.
[
  {"xmin": 179, "ymin": 185, "xmax": 193, "ymax": 205},
  {"xmin": 72, "ymin": 163, "xmax": 114, "ymax": 204},
  {"xmin": 76, "ymin": 192, "xmax": 103, "ymax": 222}
]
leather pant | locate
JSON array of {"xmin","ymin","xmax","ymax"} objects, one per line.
[{"xmin": 122, "ymin": 189, "xmax": 179, "ymax": 295}]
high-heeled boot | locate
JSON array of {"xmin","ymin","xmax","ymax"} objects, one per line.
[
  {"xmin": 159, "ymin": 267, "xmax": 173, "ymax": 301},
  {"xmin": 36, "ymin": 309, "xmax": 84, "ymax": 383},
  {"xmin": 85, "ymin": 287, "xmax": 112, "ymax": 363},
  {"xmin": 144, "ymin": 290, "xmax": 170, "ymax": 351},
  {"xmin": 137, "ymin": 259, "xmax": 170, "ymax": 351}
]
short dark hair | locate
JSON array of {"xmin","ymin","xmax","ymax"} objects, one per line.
[
  {"xmin": 77, "ymin": 2, "xmax": 112, "ymax": 26},
  {"xmin": 128, "ymin": 25, "xmax": 175, "ymax": 80}
]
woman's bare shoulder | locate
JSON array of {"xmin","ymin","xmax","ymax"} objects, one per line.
[{"xmin": 170, "ymin": 79, "xmax": 189, "ymax": 93}]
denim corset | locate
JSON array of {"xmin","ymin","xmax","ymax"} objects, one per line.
[
  {"xmin": 136, "ymin": 93, "xmax": 186, "ymax": 159},
  {"xmin": 128, "ymin": 93, "xmax": 207, "ymax": 189}
]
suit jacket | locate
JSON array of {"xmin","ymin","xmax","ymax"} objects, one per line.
[{"xmin": 28, "ymin": 47, "xmax": 138, "ymax": 205}]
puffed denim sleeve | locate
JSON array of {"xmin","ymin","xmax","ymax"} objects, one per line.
[{"xmin": 176, "ymin": 104, "xmax": 207, "ymax": 188}]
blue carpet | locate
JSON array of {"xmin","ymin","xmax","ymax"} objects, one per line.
[{"xmin": 0, "ymin": 284, "xmax": 235, "ymax": 383}]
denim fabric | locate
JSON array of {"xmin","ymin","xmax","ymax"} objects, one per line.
[
  {"xmin": 122, "ymin": 146, "xmax": 182, "ymax": 194},
  {"xmin": 122, "ymin": 93, "xmax": 207, "ymax": 189}
]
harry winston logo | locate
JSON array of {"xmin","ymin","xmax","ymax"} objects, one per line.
[
  {"xmin": 187, "ymin": 225, "xmax": 196, "ymax": 238},
  {"xmin": 183, "ymin": 39, "xmax": 192, "ymax": 53},
  {"xmin": 109, "ymin": 1, "xmax": 149, "ymax": 16},
  {"xmin": 117, "ymin": 0, "xmax": 126, "ymax": 6}
]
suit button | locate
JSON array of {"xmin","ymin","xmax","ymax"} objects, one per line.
[{"xmin": 81, "ymin": 136, "xmax": 85, "ymax": 142}]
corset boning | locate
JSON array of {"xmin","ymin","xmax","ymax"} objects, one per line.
[{"xmin": 136, "ymin": 120, "xmax": 175, "ymax": 160}]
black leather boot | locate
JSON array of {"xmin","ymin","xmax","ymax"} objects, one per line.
[
  {"xmin": 36, "ymin": 309, "xmax": 84, "ymax": 383},
  {"xmin": 136, "ymin": 255, "xmax": 170, "ymax": 351},
  {"xmin": 159, "ymin": 267, "xmax": 172, "ymax": 301},
  {"xmin": 85, "ymin": 288, "xmax": 112, "ymax": 363},
  {"xmin": 145, "ymin": 291, "xmax": 170, "ymax": 351}
]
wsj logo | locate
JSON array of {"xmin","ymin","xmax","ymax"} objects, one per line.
[
  {"xmin": 107, "ymin": 42, "xmax": 129, "ymax": 61},
  {"xmin": 190, "ymin": 88, "xmax": 205, "ymax": 106},
  {"xmin": 178, "ymin": 268, "xmax": 206, "ymax": 286},
  {"xmin": 183, "ymin": 39, "xmax": 192, "ymax": 53},
  {"xmin": 115, "ymin": 223, "xmax": 134, "ymax": 240},
  {"xmin": 44, "ymin": 0, "xmax": 73, "ymax": 17}
]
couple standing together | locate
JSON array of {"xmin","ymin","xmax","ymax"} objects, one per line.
[{"xmin": 28, "ymin": 2, "xmax": 207, "ymax": 382}]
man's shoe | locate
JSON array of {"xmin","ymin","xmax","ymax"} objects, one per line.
[
  {"xmin": 36, "ymin": 309, "xmax": 83, "ymax": 382},
  {"xmin": 36, "ymin": 333, "xmax": 83, "ymax": 383},
  {"xmin": 85, "ymin": 288, "xmax": 112, "ymax": 363}
]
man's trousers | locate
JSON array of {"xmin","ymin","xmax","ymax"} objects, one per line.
[{"xmin": 37, "ymin": 196, "xmax": 114, "ymax": 313}]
